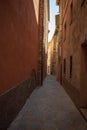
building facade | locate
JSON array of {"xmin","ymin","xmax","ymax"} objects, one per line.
[
  {"xmin": 47, "ymin": 38, "xmax": 54, "ymax": 74},
  {"xmin": 0, "ymin": 0, "xmax": 49, "ymax": 129},
  {"xmin": 43, "ymin": 0, "xmax": 50, "ymax": 79},
  {"xmin": 57, "ymin": 0, "xmax": 87, "ymax": 108},
  {"xmin": 47, "ymin": 32, "xmax": 57, "ymax": 76},
  {"xmin": 38, "ymin": 0, "xmax": 49, "ymax": 84},
  {"xmin": 47, "ymin": 14, "xmax": 60, "ymax": 79}
]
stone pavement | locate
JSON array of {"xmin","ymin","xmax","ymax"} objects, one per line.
[{"xmin": 8, "ymin": 75, "xmax": 87, "ymax": 130}]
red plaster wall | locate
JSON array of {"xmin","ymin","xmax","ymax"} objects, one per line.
[{"xmin": 0, "ymin": 0, "xmax": 39, "ymax": 94}]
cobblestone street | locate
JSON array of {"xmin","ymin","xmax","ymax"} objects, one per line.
[{"xmin": 8, "ymin": 75, "xmax": 87, "ymax": 130}]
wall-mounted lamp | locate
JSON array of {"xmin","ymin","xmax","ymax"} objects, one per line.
[{"xmin": 82, "ymin": 34, "xmax": 87, "ymax": 47}]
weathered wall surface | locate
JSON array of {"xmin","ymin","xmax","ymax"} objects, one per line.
[
  {"xmin": 58, "ymin": 0, "xmax": 87, "ymax": 107},
  {"xmin": 0, "ymin": 0, "xmax": 39, "ymax": 94},
  {"xmin": 62, "ymin": 0, "xmax": 81, "ymax": 90},
  {"xmin": 47, "ymin": 36, "xmax": 56, "ymax": 75},
  {"xmin": 0, "ymin": 70, "xmax": 36, "ymax": 130},
  {"xmin": 48, "ymin": 40, "xmax": 54, "ymax": 74},
  {"xmin": 0, "ymin": 0, "xmax": 40, "ymax": 129},
  {"xmin": 38, "ymin": 0, "xmax": 49, "ymax": 83},
  {"xmin": 43, "ymin": 0, "xmax": 49, "ymax": 79}
]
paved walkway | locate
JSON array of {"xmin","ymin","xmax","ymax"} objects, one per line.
[{"xmin": 8, "ymin": 75, "xmax": 87, "ymax": 130}]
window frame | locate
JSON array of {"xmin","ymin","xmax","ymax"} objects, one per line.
[
  {"xmin": 64, "ymin": 59, "xmax": 66, "ymax": 75},
  {"xmin": 70, "ymin": 2, "xmax": 73, "ymax": 25},
  {"xmin": 81, "ymin": 0, "xmax": 86, "ymax": 6},
  {"xmin": 63, "ymin": 22, "xmax": 66, "ymax": 41},
  {"xmin": 70, "ymin": 56, "xmax": 72, "ymax": 78}
]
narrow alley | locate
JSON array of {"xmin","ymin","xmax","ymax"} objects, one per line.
[
  {"xmin": 8, "ymin": 75, "xmax": 87, "ymax": 130},
  {"xmin": 0, "ymin": 0, "xmax": 87, "ymax": 129}
]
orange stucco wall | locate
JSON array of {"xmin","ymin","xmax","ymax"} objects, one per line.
[{"xmin": 0, "ymin": 0, "xmax": 40, "ymax": 94}]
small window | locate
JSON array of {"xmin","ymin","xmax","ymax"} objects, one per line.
[
  {"xmin": 64, "ymin": 23, "xmax": 66, "ymax": 40},
  {"xmin": 64, "ymin": 59, "xmax": 66, "ymax": 75},
  {"xmin": 81, "ymin": 0, "xmax": 86, "ymax": 6},
  {"xmin": 70, "ymin": 56, "xmax": 72, "ymax": 78},
  {"xmin": 70, "ymin": 2, "xmax": 73, "ymax": 25},
  {"xmin": 63, "ymin": 23, "xmax": 66, "ymax": 41}
]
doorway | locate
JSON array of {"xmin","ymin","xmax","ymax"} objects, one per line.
[{"xmin": 80, "ymin": 47, "xmax": 87, "ymax": 107}]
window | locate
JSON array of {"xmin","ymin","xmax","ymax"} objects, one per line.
[
  {"xmin": 70, "ymin": 2, "xmax": 73, "ymax": 25},
  {"xmin": 81, "ymin": 0, "xmax": 86, "ymax": 6},
  {"xmin": 63, "ymin": 23, "xmax": 66, "ymax": 41},
  {"xmin": 70, "ymin": 56, "xmax": 72, "ymax": 78},
  {"xmin": 64, "ymin": 59, "xmax": 66, "ymax": 75}
]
